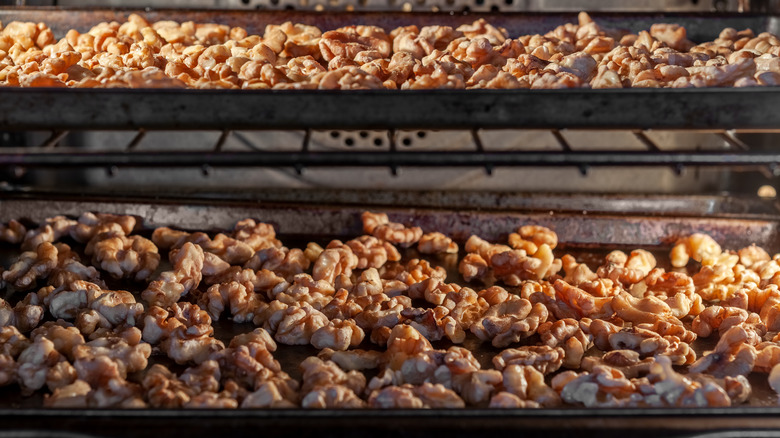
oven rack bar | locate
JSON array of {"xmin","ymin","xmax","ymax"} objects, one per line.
[{"xmin": 3, "ymin": 150, "xmax": 780, "ymax": 168}]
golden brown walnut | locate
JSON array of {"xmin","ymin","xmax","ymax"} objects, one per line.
[
  {"xmin": 631, "ymin": 268, "xmax": 702, "ymax": 318},
  {"xmin": 752, "ymin": 342, "xmax": 780, "ymax": 373},
  {"xmin": 441, "ymin": 285, "xmax": 489, "ymax": 330},
  {"xmin": 596, "ymin": 249, "xmax": 655, "ymax": 287},
  {"xmin": 319, "ymin": 26, "xmax": 391, "ymax": 63},
  {"xmin": 241, "ymin": 377, "xmax": 298, "ymax": 408},
  {"xmin": 42, "ymin": 360, "xmax": 76, "ymax": 394},
  {"xmin": 68, "ymin": 213, "xmax": 135, "ymax": 244},
  {"xmin": 209, "ymin": 342, "xmax": 284, "ymax": 391},
  {"xmin": 271, "ymin": 273, "xmax": 336, "ymax": 309},
  {"xmin": 552, "ymin": 279, "xmax": 613, "ymax": 319},
  {"xmin": 464, "ymin": 235, "xmax": 511, "ymax": 263},
  {"xmin": 382, "ymin": 324, "xmax": 433, "ymax": 369},
  {"xmin": 410, "ymin": 382, "xmax": 466, "ymax": 408},
  {"xmin": 72, "ymin": 330, "xmax": 151, "ymax": 379},
  {"xmin": 45, "ymin": 281, "xmax": 143, "ymax": 338},
  {"xmin": 29, "ymin": 322, "xmax": 85, "ymax": 361}
]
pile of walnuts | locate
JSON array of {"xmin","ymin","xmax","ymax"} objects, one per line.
[
  {"xmin": 0, "ymin": 12, "xmax": 778, "ymax": 89},
  {"xmin": 0, "ymin": 211, "xmax": 779, "ymax": 409}
]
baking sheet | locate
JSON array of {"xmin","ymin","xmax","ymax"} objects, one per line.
[
  {"xmin": 0, "ymin": 9, "xmax": 778, "ymax": 130},
  {"xmin": 0, "ymin": 195, "xmax": 780, "ymax": 438}
]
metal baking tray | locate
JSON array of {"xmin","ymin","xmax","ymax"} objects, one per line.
[
  {"xmin": 0, "ymin": 8, "xmax": 779, "ymax": 130},
  {"xmin": 1, "ymin": 194, "xmax": 780, "ymax": 437}
]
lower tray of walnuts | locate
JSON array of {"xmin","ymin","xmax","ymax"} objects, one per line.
[{"xmin": 0, "ymin": 211, "xmax": 779, "ymax": 409}]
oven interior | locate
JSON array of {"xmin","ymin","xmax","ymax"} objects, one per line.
[{"xmin": 1, "ymin": 1, "xmax": 780, "ymax": 437}]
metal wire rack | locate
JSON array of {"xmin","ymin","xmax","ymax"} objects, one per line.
[
  {"xmin": 3, "ymin": 128, "xmax": 780, "ymax": 173},
  {"xmin": 2, "ymin": 126, "xmax": 780, "ymax": 196}
]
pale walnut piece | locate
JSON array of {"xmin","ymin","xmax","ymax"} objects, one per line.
[
  {"xmin": 361, "ymin": 212, "xmax": 423, "ymax": 248},
  {"xmin": 2, "ymin": 242, "xmax": 58, "ymax": 290},
  {"xmin": 471, "ymin": 298, "xmax": 549, "ymax": 348},
  {"xmin": 0, "ymin": 220, "xmax": 26, "ymax": 245},
  {"xmin": 22, "ymin": 216, "xmax": 77, "ymax": 251},
  {"xmin": 493, "ymin": 345, "xmax": 565, "ymax": 374},
  {"xmin": 418, "ymin": 232, "xmax": 458, "ymax": 255},
  {"xmin": 142, "ymin": 242, "xmax": 205, "ymax": 308},
  {"xmin": 537, "ymin": 318, "xmax": 593, "ymax": 369},
  {"xmin": 152, "ymin": 227, "xmax": 253, "ymax": 265},
  {"xmin": 671, "ymin": 233, "xmax": 722, "ymax": 268},
  {"xmin": 70, "ymin": 213, "xmax": 136, "ymax": 244},
  {"xmin": 201, "ymin": 281, "xmax": 266, "ymax": 323},
  {"xmin": 272, "ymin": 303, "xmax": 329, "ymax": 346},
  {"xmin": 86, "ymin": 231, "xmax": 160, "ymax": 281},
  {"xmin": 500, "ymin": 364, "xmax": 561, "ymax": 407},
  {"xmin": 142, "ymin": 302, "xmax": 224, "ymax": 364},
  {"xmin": 231, "ymin": 218, "xmax": 282, "ymax": 251},
  {"xmin": 311, "ymin": 319, "xmax": 365, "ymax": 351},
  {"xmin": 0, "ymin": 298, "xmax": 44, "ymax": 333}
]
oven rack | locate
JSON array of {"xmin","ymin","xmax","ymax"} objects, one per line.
[{"xmin": 2, "ymin": 126, "xmax": 780, "ymax": 177}]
